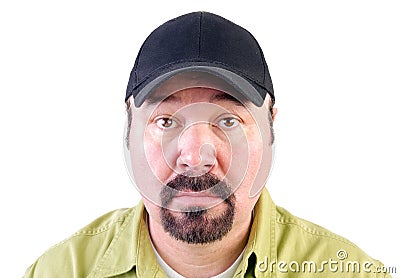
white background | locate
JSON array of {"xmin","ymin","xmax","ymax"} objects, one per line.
[{"xmin": 1, "ymin": 1, "xmax": 399, "ymax": 277}]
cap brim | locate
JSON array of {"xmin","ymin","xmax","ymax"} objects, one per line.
[{"xmin": 133, "ymin": 66, "xmax": 264, "ymax": 107}]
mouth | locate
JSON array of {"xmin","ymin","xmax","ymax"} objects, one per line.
[
  {"xmin": 167, "ymin": 191, "xmax": 224, "ymax": 211},
  {"xmin": 160, "ymin": 173, "xmax": 233, "ymax": 211}
]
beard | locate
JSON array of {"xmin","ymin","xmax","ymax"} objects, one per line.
[{"xmin": 159, "ymin": 173, "xmax": 236, "ymax": 244}]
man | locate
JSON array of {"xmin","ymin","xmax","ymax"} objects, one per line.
[{"xmin": 25, "ymin": 12, "xmax": 389, "ymax": 277}]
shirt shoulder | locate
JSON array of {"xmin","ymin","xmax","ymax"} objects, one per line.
[
  {"xmin": 23, "ymin": 206, "xmax": 139, "ymax": 278},
  {"xmin": 275, "ymin": 205, "xmax": 353, "ymax": 245},
  {"xmin": 274, "ymin": 206, "xmax": 390, "ymax": 277}
]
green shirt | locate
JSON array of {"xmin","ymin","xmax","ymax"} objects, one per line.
[{"xmin": 24, "ymin": 189, "xmax": 390, "ymax": 277}]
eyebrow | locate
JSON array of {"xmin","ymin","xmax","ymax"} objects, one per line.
[
  {"xmin": 145, "ymin": 94, "xmax": 177, "ymax": 106},
  {"xmin": 210, "ymin": 92, "xmax": 245, "ymax": 106}
]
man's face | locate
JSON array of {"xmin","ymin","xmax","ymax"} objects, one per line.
[{"xmin": 127, "ymin": 87, "xmax": 274, "ymax": 244}]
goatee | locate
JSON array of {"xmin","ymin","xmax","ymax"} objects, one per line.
[{"xmin": 159, "ymin": 173, "xmax": 236, "ymax": 244}]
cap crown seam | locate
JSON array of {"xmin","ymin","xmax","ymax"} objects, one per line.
[{"xmin": 198, "ymin": 12, "xmax": 203, "ymax": 59}]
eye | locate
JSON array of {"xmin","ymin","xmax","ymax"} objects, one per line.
[
  {"xmin": 155, "ymin": 117, "xmax": 178, "ymax": 129},
  {"xmin": 217, "ymin": 117, "xmax": 240, "ymax": 129}
]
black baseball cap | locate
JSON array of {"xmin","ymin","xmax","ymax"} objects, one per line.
[{"xmin": 125, "ymin": 11, "xmax": 274, "ymax": 107}]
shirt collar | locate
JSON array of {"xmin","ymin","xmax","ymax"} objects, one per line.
[
  {"xmin": 234, "ymin": 188, "xmax": 277, "ymax": 277},
  {"xmin": 90, "ymin": 201, "xmax": 163, "ymax": 277}
]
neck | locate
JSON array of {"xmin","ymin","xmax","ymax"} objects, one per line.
[{"xmin": 148, "ymin": 212, "xmax": 252, "ymax": 278}]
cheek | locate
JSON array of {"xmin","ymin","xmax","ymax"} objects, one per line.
[
  {"xmin": 230, "ymin": 143, "xmax": 265, "ymax": 223},
  {"xmin": 248, "ymin": 133, "xmax": 273, "ymax": 197},
  {"xmin": 214, "ymin": 141, "xmax": 233, "ymax": 176},
  {"xmin": 232, "ymin": 127, "xmax": 273, "ymax": 198},
  {"xmin": 247, "ymin": 136, "xmax": 265, "ymax": 174},
  {"xmin": 128, "ymin": 124, "xmax": 171, "ymax": 206},
  {"xmin": 142, "ymin": 132, "xmax": 173, "ymax": 183}
]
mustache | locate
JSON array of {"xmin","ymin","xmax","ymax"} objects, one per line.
[{"xmin": 160, "ymin": 173, "xmax": 233, "ymax": 207}]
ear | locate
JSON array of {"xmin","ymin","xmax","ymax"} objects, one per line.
[{"xmin": 271, "ymin": 108, "xmax": 278, "ymax": 122}]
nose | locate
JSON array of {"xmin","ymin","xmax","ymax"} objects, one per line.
[{"xmin": 177, "ymin": 123, "xmax": 217, "ymax": 176}]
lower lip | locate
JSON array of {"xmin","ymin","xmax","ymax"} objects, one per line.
[{"xmin": 169, "ymin": 194, "xmax": 222, "ymax": 209}]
